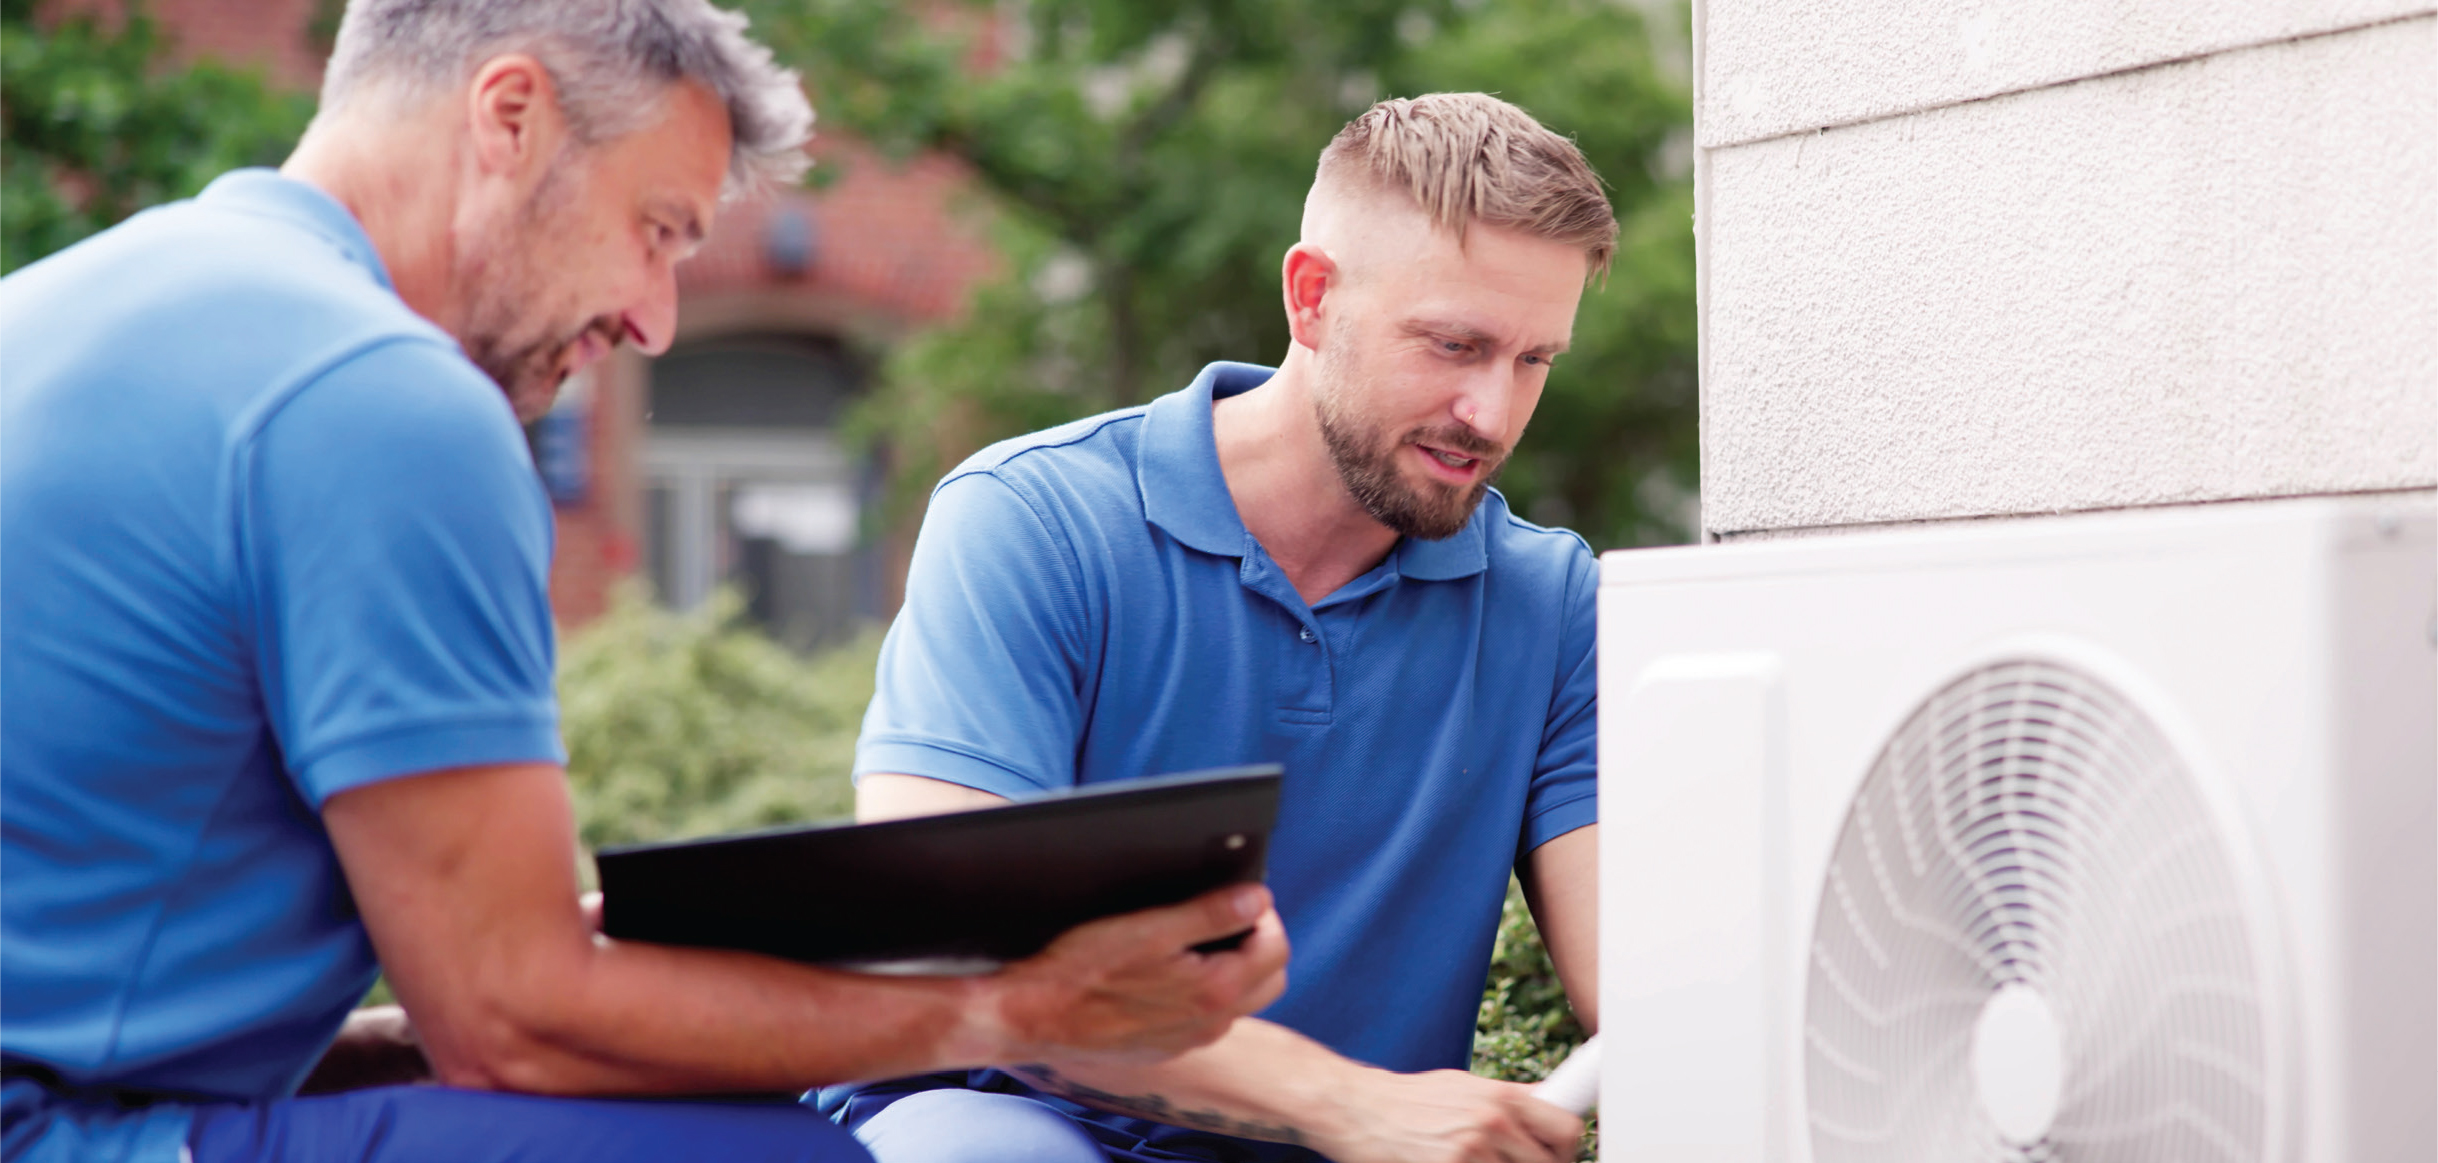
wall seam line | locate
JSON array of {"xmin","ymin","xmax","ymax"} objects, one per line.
[
  {"xmin": 1698, "ymin": 8, "xmax": 2436, "ymax": 152},
  {"xmin": 1710, "ymin": 488, "xmax": 2438, "ymax": 543}
]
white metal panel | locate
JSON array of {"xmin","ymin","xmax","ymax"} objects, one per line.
[
  {"xmin": 1595, "ymin": 495, "xmax": 2437, "ymax": 1161},
  {"xmin": 1598, "ymin": 651, "xmax": 1781, "ymax": 1163}
]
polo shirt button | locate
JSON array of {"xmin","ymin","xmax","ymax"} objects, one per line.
[{"xmin": 1298, "ymin": 627, "xmax": 1317, "ymax": 643}]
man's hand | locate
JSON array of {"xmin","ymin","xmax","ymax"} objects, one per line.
[
  {"xmin": 858, "ymin": 771, "xmax": 1292, "ymax": 1062},
  {"xmin": 983, "ymin": 884, "xmax": 1289, "ymax": 1065},
  {"xmin": 1314, "ymin": 1069, "xmax": 1582, "ymax": 1163},
  {"xmin": 324, "ymin": 763, "xmax": 1285, "ymax": 1094}
]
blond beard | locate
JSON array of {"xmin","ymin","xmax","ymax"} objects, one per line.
[{"xmin": 1311, "ymin": 328, "xmax": 1502, "ymax": 541}]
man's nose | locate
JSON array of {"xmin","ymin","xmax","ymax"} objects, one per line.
[
  {"xmin": 1453, "ymin": 370, "xmax": 1517, "ymax": 442},
  {"xmin": 622, "ymin": 265, "xmax": 682, "ymax": 356}
]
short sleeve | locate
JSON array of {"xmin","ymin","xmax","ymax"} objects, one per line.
[
  {"xmin": 1522, "ymin": 545, "xmax": 1600, "ymax": 852},
  {"xmin": 241, "ymin": 339, "xmax": 564, "ymax": 807},
  {"xmin": 854, "ymin": 471, "xmax": 1089, "ymax": 798}
]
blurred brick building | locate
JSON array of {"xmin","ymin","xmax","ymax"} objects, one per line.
[{"xmin": 73, "ymin": 0, "xmax": 993, "ymax": 644}]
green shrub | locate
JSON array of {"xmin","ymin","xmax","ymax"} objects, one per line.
[
  {"xmin": 1472, "ymin": 879, "xmax": 1597, "ymax": 1159},
  {"xmin": 558, "ymin": 586, "xmax": 873, "ymax": 851}
]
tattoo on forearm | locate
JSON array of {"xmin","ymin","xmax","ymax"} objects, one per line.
[{"xmin": 1009, "ymin": 1063, "xmax": 1308, "ymax": 1145}]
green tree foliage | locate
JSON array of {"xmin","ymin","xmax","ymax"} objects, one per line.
[
  {"xmin": 0, "ymin": 0, "xmax": 311, "ymax": 273},
  {"xmin": 750, "ymin": 0, "xmax": 1698, "ymax": 549}
]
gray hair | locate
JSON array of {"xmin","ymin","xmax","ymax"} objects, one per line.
[{"xmin": 320, "ymin": 0, "xmax": 813, "ymax": 198}]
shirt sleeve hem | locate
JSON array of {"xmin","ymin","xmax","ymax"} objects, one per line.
[
  {"xmin": 1521, "ymin": 793, "xmax": 1598, "ymax": 852},
  {"xmin": 298, "ymin": 715, "xmax": 567, "ymax": 808},
  {"xmin": 853, "ymin": 738, "xmax": 1059, "ymax": 801}
]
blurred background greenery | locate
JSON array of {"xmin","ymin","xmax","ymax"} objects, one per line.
[{"xmin": 0, "ymin": 0, "xmax": 312, "ymax": 271}]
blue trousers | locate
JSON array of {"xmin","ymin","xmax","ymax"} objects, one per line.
[
  {"xmin": 828, "ymin": 1077, "xmax": 1309, "ymax": 1163},
  {"xmin": 851, "ymin": 1090, "xmax": 1109, "ymax": 1163},
  {"xmin": 187, "ymin": 1085, "xmax": 871, "ymax": 1163}
]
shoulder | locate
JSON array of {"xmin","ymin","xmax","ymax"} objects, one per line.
[
  {"xmin": 243, "ymin": 341, "xmax": 544, "ymax": 574},
  {"xmin": 17, "ymin": 194, "xmax": 429, "ymax": 335},
  {"xmin": 3, "ymin": 190, "xmax": 460, "ymax": 432},
  {"xmin": 934, "ymin": 404, "xmax": 1153, "ymax": 516},
  {"xmin": 1478, "ymin": 489, "xmax": 1600, "ymax": 592},
  {"xmin": 945, "ymin": 404, "xmax": 1151, "ymax": 479},
  {"xmin": 263, "ymin": 339, "xmax": 526, "ymax": 462}
]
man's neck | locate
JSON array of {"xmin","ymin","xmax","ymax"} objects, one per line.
[
  {"xmin": 280, "ymin": 112, "xmax": 465, "ymax": 337},
  {"xmin": 1211, "ymin": 353, "xmax": 1400, "ymax": 607}
]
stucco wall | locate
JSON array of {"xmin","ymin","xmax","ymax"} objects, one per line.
[{"xmin": 1696, "ymin": 6, "xmax": 2438, "ymax": 538}]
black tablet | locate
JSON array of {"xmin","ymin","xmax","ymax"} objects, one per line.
[{"xmin": 596, "ymin": 764, "xmax": 1282, "ymax": 974}]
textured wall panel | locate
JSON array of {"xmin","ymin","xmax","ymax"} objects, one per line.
[
  {"xmin": 1699, "ymin": 17, "xmax": 2437, "ymax": 537},
  {"xmin": 1700, "ymin": 0, "xmax": 2433, "ymax": 147}
]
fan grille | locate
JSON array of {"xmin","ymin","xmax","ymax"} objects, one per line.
[{"xmin": 1804, "ymin": 659, "xmax": 2271, "ymax": 1162}]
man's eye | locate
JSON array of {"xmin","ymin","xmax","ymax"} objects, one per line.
[{"xmin": 1442, "ymin": 339, "xmax": 1467, "ymax": 353}]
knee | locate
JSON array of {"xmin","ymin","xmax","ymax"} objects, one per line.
[{"xmin": 854, "ymin": 1090, "xmax": 1104, "ymax": 1163}]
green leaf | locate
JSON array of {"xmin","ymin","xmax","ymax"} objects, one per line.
[{"xmin": 2, "ymin": 2, "xmax": 311, "ymax": 273}]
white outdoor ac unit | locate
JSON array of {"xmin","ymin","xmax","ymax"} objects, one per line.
[{"xmin": 1595, "ymin": 496, "xmax": 2435, "ymax": 1163}]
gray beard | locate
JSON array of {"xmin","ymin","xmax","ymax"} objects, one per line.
[{"xmin": 456, "ymin": 155, "xmax": 595, "ymax": 421}]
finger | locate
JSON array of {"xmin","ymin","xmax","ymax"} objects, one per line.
[
  {"xmin": 1478, "ymin": 1126, "xmax": 1550, "ymax": 1163},
  {"xmin": 1098, "ymin": 883, "xmax": 1273, "ymax": 952},
  {"xmin": 1512, "ymin": 1091, "xmax": 1586, "ymax": 1156},
  {"xmin": 1497, "ymin": 1123, "xmax": 1573, "ymax": 1163},
  {"xmin": 1211, "ymin": 911, "xmax": 1291, "ymax": 1011}
]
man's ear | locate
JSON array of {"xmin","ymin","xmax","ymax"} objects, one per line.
[
  {"xmin": 465, "ymin": 54, "xmax": 566, "ymax": 185},
  {"xmin": 1282, "ymin": 242, "xmax": 1336, "ymax": 354}
]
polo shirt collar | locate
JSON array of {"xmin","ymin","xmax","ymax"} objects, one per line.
[
  {"xmin": 197, "ymin": 169, "xmax": 394, "ymax": 292},
  {"xmin": 1139, "ymin": 362, "xmax": 1488, "ymax": 581},
  {"xmin": 1140, "ymin": 362, "xmax": 1264, "ymax": 557},
  {"xmin": 1396, "ymin": 503, "xmax": 1489, "ymax": 580}
]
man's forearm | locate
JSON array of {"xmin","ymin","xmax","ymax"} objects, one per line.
[
  {"xmin": 1006, "ymin": 1010, "xmax": 1586, "ymax": 1163},
  {"xmin": 329, "ymin": 763, "xmax": 1285, "ymax": 1098},
  {"xmin": 457, "ymin": 938, "xmax": 1001, "ymax": 1095},
  {"xmin": 1007, "ymin": 1018, "xmax": 1355, "ymax": 1147}
]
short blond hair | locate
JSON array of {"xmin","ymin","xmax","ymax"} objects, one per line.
[{"xmin": 1319, "ymin": 93, "xmax": 1616, "ymax": 279}]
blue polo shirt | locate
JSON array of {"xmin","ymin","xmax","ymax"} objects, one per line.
[
  {"xmin": 0, "ymin": 171, "xmax": 562, "ymax": 1163},
  {"xmin": 849, "ymin": 362, "xmax": 1599, "ymax": 1155}
]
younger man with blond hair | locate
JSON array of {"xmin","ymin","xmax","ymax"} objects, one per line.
[{"xmin": 827, "ymin": 93, "xmax": 1613, "ymax": 1163}]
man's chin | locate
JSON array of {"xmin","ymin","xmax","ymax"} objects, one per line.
[
  {"xmin": 1368, "ymin": 480, "xmax": 1490, "ymax": 541},
  {"xmin": 506, "ymin": 375, "xmax": 564, "ymax": 424}
]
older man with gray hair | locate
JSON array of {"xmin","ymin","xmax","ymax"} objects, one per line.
[{"xmin": 0, "ymin": 4, "xmax": 1287, "ymax": 1162}]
